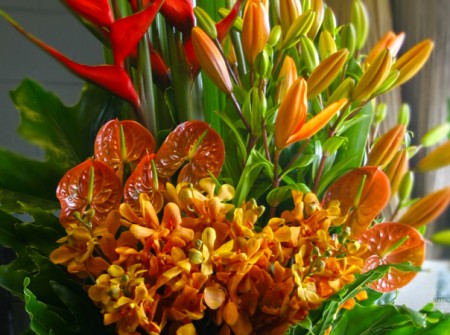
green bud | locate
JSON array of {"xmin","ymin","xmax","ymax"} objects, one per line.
[
  {"xmin": 299, "ymin": 35, "xmax": 319, "ymax": 72},
  {"xmin": 327, "ymin": 77, "xmax": 355, "ymax": 104},
  {"xmin": 406, "ymin": 145, "xmax": 420, "ymax": 158},
  {"xmin": 318, "ymin": 30, "xmax": 337, "ymax": 60},
  {"xmin": 189, "ymin": 248, "xmax": 204, "ymax": 264},
  {"xmin": 421, "ymin": 123, "xmax": 450, "ymax": 147},
  {"xmin": 302, "ymin": 0, "xmax": 312, "ymax": 10},
  {"xmin": 281, "ymin": 10, "xmax": 315, "ymax": 50},
  {"xmin": 194, "ymin": 7, "xmax": 218, "ymax": 40},
  {"xmin": 397, "ymin": 103, "xmax": 411, "ymax": 127},
  {"xmin": 268, "ymin": 25, "xmax": 282, "ymax": 48},
  {"xmin": 351, "ymin": 0, "xmax": 369, "ymax": 50},
  {"xmin": 250, "ymin": 88, "xmax": 267, "ymax": 132},
  {"xmin": 255, "ymin": 49, "xmax": 271, "ymax": 79},
  {"xmin": 218, "ymin": 8, "xmax": 243, "ymax": 31},
  {"xmin": 373, "ymin": 69, "xmax": 400, "ymax": 95},
  {"xmin": 323, "ymin": 7, "xmax": 337, "ymax": 34},
  {"xmin": 374, "ymin": 103, "xmax": 387, "ymax": 124},
  {"xmin": 340, "ymin": 23, "xmax": 357, "ymax": 58},
  {"xmin": 398, "ymin": 171, "xmax": 414, "ymax": 202}
]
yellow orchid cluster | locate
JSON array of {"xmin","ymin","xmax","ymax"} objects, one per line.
[{"xmin": 51, "ymin": 175, "xmax": 365, "ymax": 335}]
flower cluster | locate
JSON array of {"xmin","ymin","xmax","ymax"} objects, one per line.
[
  {"xmin": 50, "ymin": 119, "xmax": 369, "ymax": 334},
  {"xmin": 2, "ymin": 0, "xmax": 450, "ymax": 335}
]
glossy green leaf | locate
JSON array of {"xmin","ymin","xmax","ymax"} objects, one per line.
[{"xmin": 12, "ymin": 79, "xmax": 121, "ymax": 169}]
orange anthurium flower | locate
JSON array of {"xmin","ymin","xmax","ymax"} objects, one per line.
[{"xmin": 242, "ymin": 0, "xmax": 270, "ymax": 65}]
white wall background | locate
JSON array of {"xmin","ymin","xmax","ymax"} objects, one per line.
[{"xmin": 0, "ymin": 0, "xmax": 103, "ymax": 158}]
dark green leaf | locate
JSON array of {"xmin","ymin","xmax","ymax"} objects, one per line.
[{"xmin": 11, "ymin": 79, "xmax": 121, "ymax": 170}]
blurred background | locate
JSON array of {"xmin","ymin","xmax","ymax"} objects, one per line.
[{"xmin": 0, "ymin": 0, "xmax": 449, "ymax": 333}]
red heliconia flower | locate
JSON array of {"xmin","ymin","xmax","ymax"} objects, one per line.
[
  {"xmin": 128, "ymin": 0, "xmax": 194, "ymax": 34},
  {"xmin": 3, "ymin": 14, "xmax": 140, "ymax": 110},
  {"xmin": 63, "ymin": 0, "xmax": 114, "ymax": 28},
  {"xmin": 110, "ymin": 0, "xmax": 164, "ymax": 66}
]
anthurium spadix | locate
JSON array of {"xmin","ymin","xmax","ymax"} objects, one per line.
[{"xmin": 0, "ymin": 10, "xmax": 140, "ymax": 110}]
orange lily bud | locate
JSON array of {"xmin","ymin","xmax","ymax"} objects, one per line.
[
  {"xmin": 286, "ymin": 98, "xmax": 347, "ymax": 145},
  {"xmin": 399, "ymin": 187, "xmax": 450, "ymax": 228},
  {"xmin": 275, "ymin": 77, "xmax": 307, "ymax": 149},
  {"xmin": 307, "ymin": 48, "xmax": 349, "ymax": 100},
  {"xmin": 367, "ymin": 124, "xmax": 405, "ymax": 169},
  {"xmin": 191, "ymin": 27, "xmax": 233, "ymax": 94},
  {"xmin": 279, "ymin": 0, "xmax": 303, "ymax": 37},
  {"xmin": 352, "ymin": 48, "xmax": 392, "ymax": 101},
  {"xmin": 384, "ymin": 149, "xmax": 409, "ymax": 196},
  {"xmin": 275, "ymin": 55, "xmax": 298, "ymax": 103},
  {"xmin": 417, "ymin": 140, "xmax": 450, "ymax": 171},
  {"xmin": 307, "ymin": 0, "xmax": 324, "ymax": 39},
  {"xmin": 392, "ymin": 39, "xmax": 434, "ymax": 87},
  {"xmin": 242, "ymin": 0, "xmax": 270, "ymax": 65},
  {"xmin": 364, "ymin": 31, "xmax": 405, "ymax": 67}
]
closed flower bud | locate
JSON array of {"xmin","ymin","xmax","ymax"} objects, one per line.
[
  {"xmin": 368, "ymin": 124, "xmax": 405, "ymax": 169},
  {"xmin": 268, "ymin": 25, "xmax": 282, "ymax": 47},
  {"xmin": 318, "ymin": 30, "xmax": 337, "ymax": 60},
  {"xmin": 351, "ymin": 0, "xmax": 369, "ymax": 50},
  {"xmin": 417, "ymin": 140, "xmax": 450, "ymax": 171},
  {"xmin": 192, "ymin": 27, "xmax": 233, "ymax": 94},
  {"xmin": 421, "ymin": 123, "xmax": 450, "ymax": 148},
  {"xmin": 374, "ymin": 103, "xmax": 387, "ymax": 124},
  {"xmin": 281, "ymin": 10, "xmax": 315, "ymax": 50},
  {"xmin": 340, "ymin": 23, "xmax": 357, "ymax": 58},
  {"xmin": 392, "ymin": 39, "xmax": 434, "ymax": 87},
  {"xmin": 255, "ymin": 49, "xmax": 271, "ymax": 78},
  {"xmin": 323, "ymin": 6, "xmax": 337, "ymax": 34},
  {"xmin": 399, "ymin": 187, "xmax": 450, "ymax": 228},
  {"xmin": 307, "ymin": 0, "xmax": 324, "ymax": 39},
  {"xmin": 275, "ymin": 55, "xmax": 298, "ymax": 103},
  {"xmin": 352, "ymin": 48, "xmax": 392, "ymax": 101},
  {"xmin": 373, "ymin": 69, "xmax": 400, "ymax": 95},
  {"xmin": 194, "ymin": 7, "xmax": 218, "ymax": 40},
  {"xmin": 242, "ymin": 0, "xmax": 270, "ymax": 65},
  {"xmin": 275, "ymin": 77, "xmax": 308, "ymax": 149},
  {"xmin": 307, "ymin": 48, "xmax": 349, "ymax": 100},
  {"xmin": 397, "ymin": 103, "xmax": 411, "ymax": 127},
  {"xmin": 365, "ymin": 31, "xmax": 405, "ymax": 67},
  {"xmin": 327, "ymin": 77, "xmax": 355, "ymax": 104},
  {"xmin": 279, "ymin": 0, "xmax": 303, "ymax": 37},
  {"xmin": 299, "ymin": 35, "xmax": 319, "ymax": 72},
  {"xmin": 384, "ymin": 149, "xmax": 409, "ymax": 196},
  {"xmin": 398, "ymin": 171, "xmax": 414, "ymax": 202}
]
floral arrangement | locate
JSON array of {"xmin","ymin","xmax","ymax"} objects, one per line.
[{"xmin": 1, "ymin": 0, "xmax": 450, "ymax": 334}]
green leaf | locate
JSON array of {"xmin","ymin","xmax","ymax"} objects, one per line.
[
  {"xmin": 23, "ymin": 277, "xmax": 77, "ymax": 335},
  {"xmin": 431, "ymin": 230, "xmax": 450, "ymax": 246},
  {"xmin": 11, "ymin": 79, "xmax": 121, "ymax": 170},
  {"xmin": 266, "ymin": 183, "xmax": 310, "ymax": 206},
  {"xmin": 0, "ymin": 149, "xmax": 60, "ymax": 212},
  {"xmin": 280, "ymin": 155, "xmax": 315, "ymax": 179}
]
